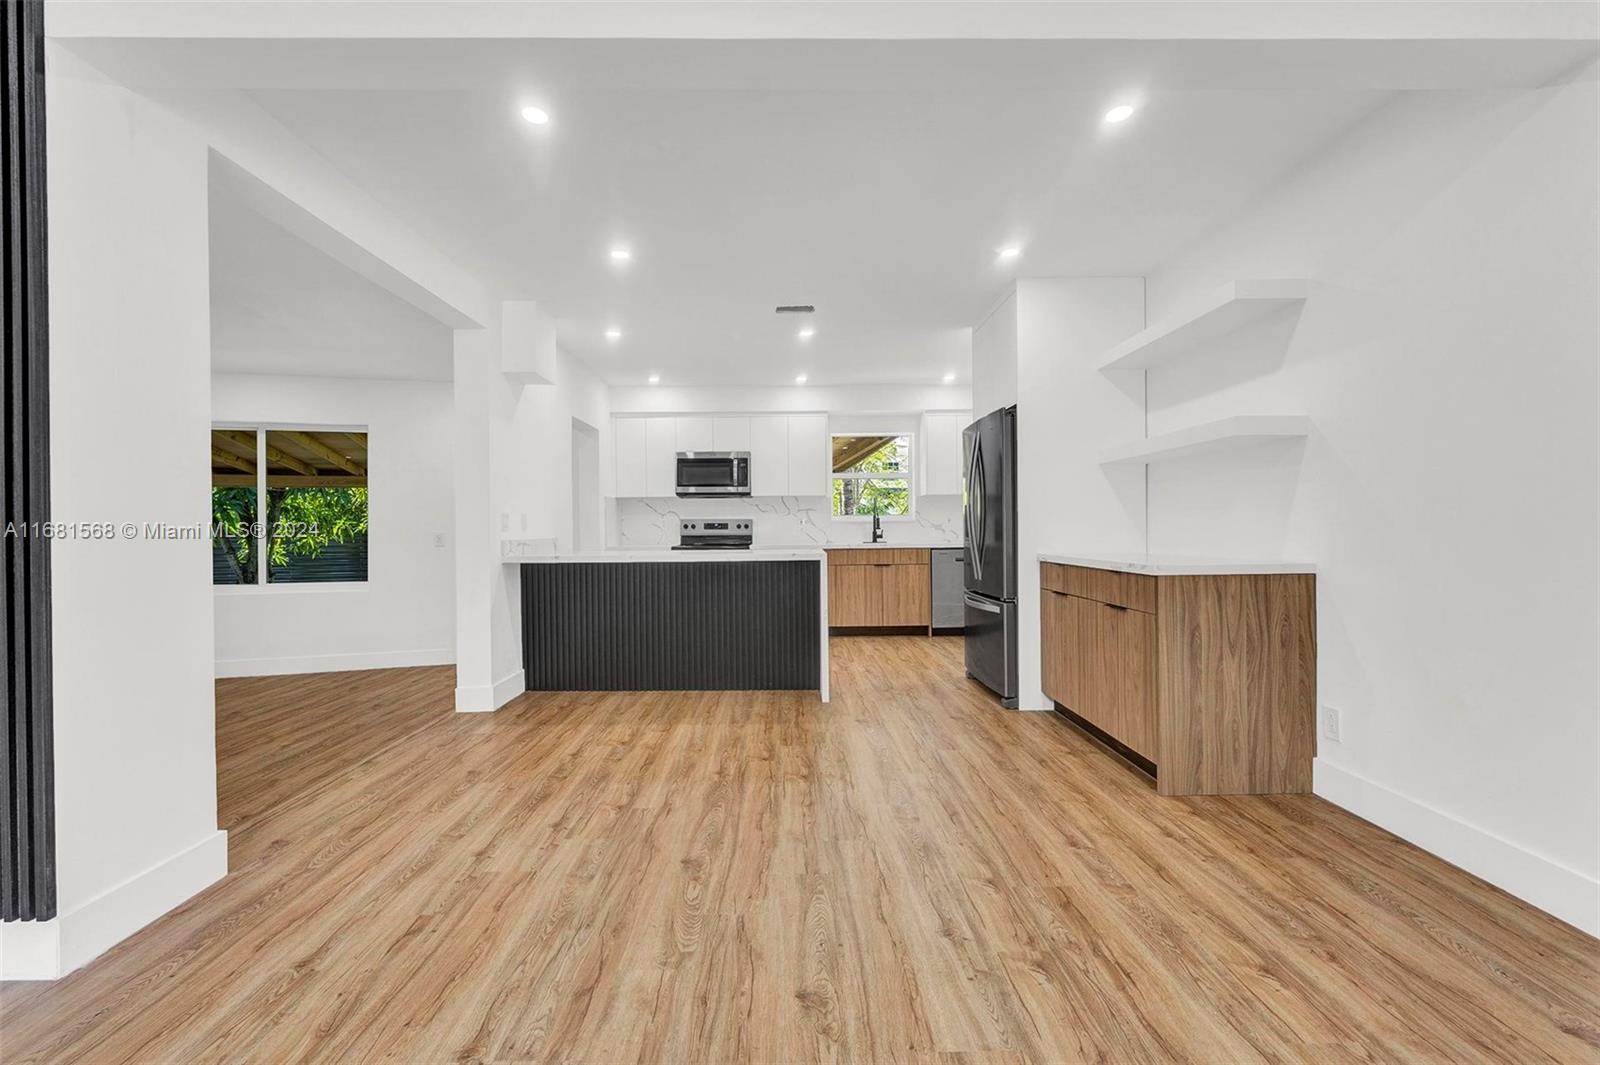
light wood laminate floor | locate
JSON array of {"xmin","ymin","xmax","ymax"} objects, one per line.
[{"xmin": 3, "ymin": 637, "xmax": 1596, "ymax": 1063}]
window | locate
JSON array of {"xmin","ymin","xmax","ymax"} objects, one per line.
[
  {"xmin": 212, "ymin": 427, "xmax": 369, "ymax": 586},
  {"xmin": 831, "ymin": 433, "xmax": 913, "ymax": 518}
]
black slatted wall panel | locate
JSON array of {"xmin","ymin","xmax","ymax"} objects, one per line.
[
  {"xmin": 522, "ymin": 562, "xmax": 821, "ymax": 692},
  {"xmin": 2, "ymin": 0, "xmax": 56, "ymax": 922}
]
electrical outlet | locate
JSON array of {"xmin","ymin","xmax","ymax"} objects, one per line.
[{"xmin": 1321, "ymin": 705, "xmax": 1341, "ymax": 743}]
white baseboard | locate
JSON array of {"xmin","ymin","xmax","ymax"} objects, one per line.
[
  {"xmin": 455, "ymin": 667, "xmax": 525, "ymax": 713},
  {"xmin": 216, "ymin": 647, "xmax": 453, "ymax": 678},
  {"xmin": 0, "ymin": 918, "xmax": 61, "ymax": 980},
  {"xmin": 1314, "ymin": 759, "xmax": 1598, "ymax": 936},
  {"xmin": 1, "ymin": 829, "xmax": 228, "ymax": 980}
]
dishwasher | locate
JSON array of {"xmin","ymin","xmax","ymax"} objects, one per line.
[{"xmin": 930, "ymin": 547, "xmax": 966, "ymax": 633}]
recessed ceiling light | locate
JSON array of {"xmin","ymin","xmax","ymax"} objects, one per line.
[
  {"xmin": 609, "ymin": 246, "xmax": 632, "ymax": 263},
  {"xmin": 797, "ymin": 325, "xmax": 815, "ymax": 340},
  {"xmin": 520, "ymin": 106, "xmax": 550, "ymax": 125},
  {"xmin": 942, "ymin": 372, "xmax": 956, "ymax": 384},
  {"xmin": 605, "ymin": 327, "xmax": 623, "ymax": 341},
  {"xmin": 647, "ymin": 373, "xmax": 660, "ymax": 385},
  {"xmin": 997, "ymin": 245, "xmax": 1022, "ymax": 261},
  {"xmin": 1104, "ymin": 104, "xmax": 1136, "ymax": 124},
  {"xmin": 794, "ymin": 374, "xmax": 808, "ymax": 385}
]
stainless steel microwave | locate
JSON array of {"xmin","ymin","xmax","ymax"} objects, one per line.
[{"xmin": 675, "ymin": 451, "xmax": 750, "ymax": 497}]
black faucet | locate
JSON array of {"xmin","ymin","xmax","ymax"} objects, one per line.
[{"xmin": 872, "ymin": 514, "xmax": 885, "ymax": 543}]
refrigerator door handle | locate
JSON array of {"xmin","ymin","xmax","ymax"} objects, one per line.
[
  {"xmin": 969, "ymin": 437, "xmax": 985, "ymax": 581},
  {"xmin": 963, "ymin": 592, "xmax": 1002, "ymax": 614},
  {"xmin": 963, "ymin": 437, "xmax": 977, "ymax": 561}
]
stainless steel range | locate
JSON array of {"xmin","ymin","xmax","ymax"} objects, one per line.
[{"xmin": 673, "ymin": 518, "xmax": 753, "ymax": 550}]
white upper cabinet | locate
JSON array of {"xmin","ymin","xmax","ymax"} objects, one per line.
[
  {"xmin": 748, "ymin": 415, "xmax": 789, "ymax": 496},
  {"xmin": 920, "ymin": 410, "xmax": 970, "ymax": 496},
  {"xmin": 614, "ymin": 417, "xmax": 649, "ymax": 498},
  {"xmin": 610, "ymin": 411, "xmax": 830, "ymax": 498},
  {"xmin": 786, "ymin": 414, "xmax": 829, "ymax": 498},
  {"xmin": 675, "ymin": 417, "xmax": 715, "ymax": 453},
  {"xmin": 712, "ymin": 416, "xmax": 751, "ymax": 452},
  {"xmin": 645, "ymin": 417, "xmax": 678, "ymax": 497}
]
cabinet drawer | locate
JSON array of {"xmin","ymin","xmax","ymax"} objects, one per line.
[
  {"xmin": 828, "ymin": 548, "xmax": 928, "ymax": 566},
  {"xmin": 1041, "ymin": 563, "xmax": 1156, "ymax": 614},
  {"xmin": 1040, "ymin": 589, "xmax": 1156, "ymax": 760}
]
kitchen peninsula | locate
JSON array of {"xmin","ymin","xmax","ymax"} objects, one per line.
[{"xmin": 511, "ymin": 547, "xmax": 829, "ymax": 700}]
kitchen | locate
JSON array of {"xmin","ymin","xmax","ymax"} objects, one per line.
[
  {"xmin": 511, "ymin": 345, "xmax": 1318, "ymax": 798},
  {"xmin": 507, "ymin": 403, "xmax": 977, "ymax": 704}
]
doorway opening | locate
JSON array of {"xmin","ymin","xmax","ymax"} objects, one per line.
[{"xmin": 571, "ymin": 418, "xmax": 602, "ymax": 551}]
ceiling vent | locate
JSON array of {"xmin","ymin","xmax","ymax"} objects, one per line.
[{"xmin": 775, "ymin": 305, "xmax": 815, "ymax": 314}]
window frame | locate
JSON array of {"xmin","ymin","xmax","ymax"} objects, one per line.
[
  {"xmin": 829, "ymin": 430, "xmax": 917, "ymax": 522},
  {"xmin": 211, "ymin": 421, "xmax": 372, "ymax": 595}
]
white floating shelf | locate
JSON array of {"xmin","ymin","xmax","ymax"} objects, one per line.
[
  {"xmin": 1100, "ymin": 415, "xmax": 1311, "ymax": 467},
  {"xmin": 1098, "ymin": 279, "xmax": 1310, "ymax": 374}
]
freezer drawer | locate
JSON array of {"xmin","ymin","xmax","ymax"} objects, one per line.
[
  {"xmin": 931, "ymin": 548, "xmax": 965, "ymax": 630},
  {"xmin": 963, "ymin": 592, "xmax": 1017, "ymax": 707}
]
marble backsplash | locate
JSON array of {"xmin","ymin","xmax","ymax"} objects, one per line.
[{"xmin": 614, "ymin": 495, "xmax": 963, "ymax": 548}]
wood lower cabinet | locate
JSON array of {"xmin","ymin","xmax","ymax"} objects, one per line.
[
  {"xmin": 826, "ymin": 549, "xmax": 932, "ymax": 631},
  {"xmin": 879, "ymin": 561, "xmax": 931, "ymax": 626},
  {"xmin": 827, "ymin": 563, "xmax": 882, "ymax": 627},
  {"xmin": 1041, "ymin": 562, "xmax": 1315, "ymax": 796},
  {"xmin": 1042, "ymin": 590, "xmax": 1156, "ymax": 761}
]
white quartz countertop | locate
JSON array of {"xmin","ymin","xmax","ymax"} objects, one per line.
[
  {"xmin": 1038, "ymin": 552, "xmax": 1315, "ymax": 576},
  {"xmin": 509, "ymin": 547, "xmax": 826, "ymax": 564},
  {"xmin": 815, "ymin": 541, "xmax": 962, "ymax": 550}
]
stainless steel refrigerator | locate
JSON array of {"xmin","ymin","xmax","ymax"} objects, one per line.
[{"xmin": 962, "ymin": 405, "xmax": 1018, "ymax": 707}]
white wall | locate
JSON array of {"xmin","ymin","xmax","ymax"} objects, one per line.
[
  {"xmin": 1142, "ymin": 76, "xmax": 1599, "ymax": 931},
  {"xmin": 494, "ymin": 350, "xmax": 612, "ymax": 548},
  {"xmin": 454, "ymin": 336, "xmax": 612, "ymax": 712},
  {"xmin": 210, "ymin": 373, "xmax": 455, "ymax": 676},
  {"xmin": 972, "ymin": 288, "xmax": 1018, "ymax": 417},
  {"xmin": 1013, "ymin": 279, "xmax": 1147, "ymax": 710},
  {"xmin": 6, "ymin": 49, "xmax": 227, "ymax": 980}
]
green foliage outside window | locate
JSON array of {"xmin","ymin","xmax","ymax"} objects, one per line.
[
  {"xmin": 211, "ymin": 486, "xmax": 369, "ymax": 584},
  {"xmin": 212, "ymin": 486, "xmax": 260, "ymax": 585}
]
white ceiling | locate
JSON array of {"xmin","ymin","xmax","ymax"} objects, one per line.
[
  {"xmin": 209, "ymin": 170, "xmax": 454, "ymax": 381},
  {"xmin": 134, "ymin": 37, "xmax": 1591, "ymax": 387}
]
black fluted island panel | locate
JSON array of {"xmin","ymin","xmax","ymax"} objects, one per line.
[
  {"xmin": 521, "ymin": 560, "xmax": 821, "ymax": 691},
  {"xmin": 3, "ymin": 0, "xmax": 56, "ymax": 923}
]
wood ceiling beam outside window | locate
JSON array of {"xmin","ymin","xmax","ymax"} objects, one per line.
[
  {"xmin": 212, "ymin": 430, "xmax": 258, "ymax": 461},
  {"xmin": 279, "ymin": 431, "xmax": 365, "ymax": 478},
  {"xmin": 211, "ymin": 447, "xmax": 256, "ymax": 475},
  {"xmin": 211, "ymin": 429, "xmax": 368, "ymax": 486},
  {"xmin": 261, "ymin": 441, "xmax": 314, "ymax": 478},
  {"xmin": 832, "ymin": 434, "xmax": 897, "ymax": 473}
]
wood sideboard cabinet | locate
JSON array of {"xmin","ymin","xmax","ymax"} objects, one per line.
[
  {"xmin": 1040, "ymin": 560, "xmax": 1316, "ymax": 796},
  {"xmin": 827, "ymin": 549, "xmax": 931, "ymax": 631}
]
